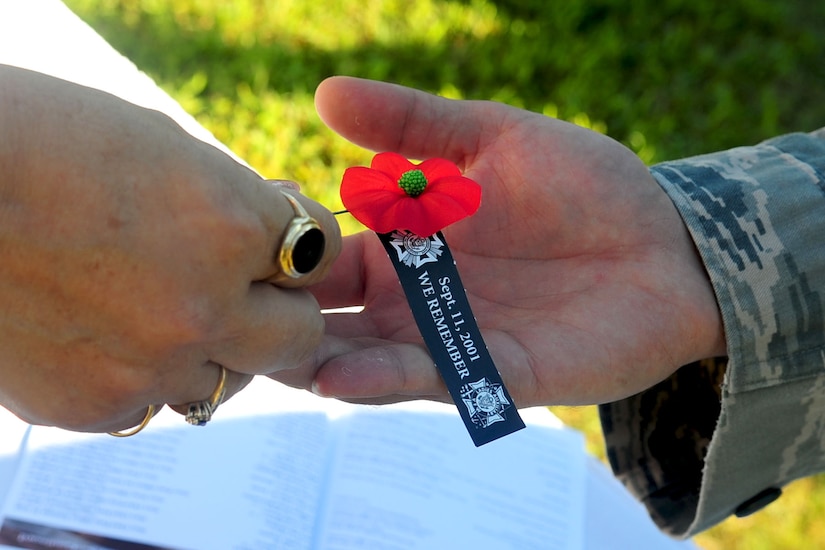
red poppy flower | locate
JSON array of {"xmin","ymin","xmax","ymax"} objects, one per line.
[{"xmin": 340, "ymin": 152, "xmax": 481, "ymax": 237}]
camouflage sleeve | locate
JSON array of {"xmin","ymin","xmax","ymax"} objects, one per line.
[{"xmin": 599, "ymin": 127, "xmax": 825, "ymax": 537}]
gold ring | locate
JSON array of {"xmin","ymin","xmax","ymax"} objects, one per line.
[
  {"xmin": 185, "ymin": 365, "xmax": 228, "ymax": 426},
  {"xmin": 277, "ymin": 191, "xmax": 326, "ymax": 278},
  {"xmin": 109, "ymin": 404, "xmax": 156, "ymax": 437}
]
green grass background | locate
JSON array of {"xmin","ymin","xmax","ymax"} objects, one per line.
[{"xmin": 63, "ymin": 0, "xmax": 825, "ymax": 547}]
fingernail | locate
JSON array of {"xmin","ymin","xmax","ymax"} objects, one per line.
[
  {"xmin": 311, "ymin": 380, "xmax": 328, "ymax": 397},
  {"xmin": 311, "ymin": 366, "xmax": 352, "ymax": 397},
  {"xmin": 268, "ymin": 179, "xmax": 300, "ymax": 191}
]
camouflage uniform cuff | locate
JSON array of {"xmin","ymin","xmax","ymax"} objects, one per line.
[{"xmin": 601, "ymin": 129, "xmax": 825, "ymax": 537}]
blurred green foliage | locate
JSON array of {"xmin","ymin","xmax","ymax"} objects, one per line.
[
  {"xmin": 62, "ymin": 0, "xmax": 825, "ymax": 548},
  {"xmin": 63, "ymin": 0, "xmax": 825, "ymax": 197}
]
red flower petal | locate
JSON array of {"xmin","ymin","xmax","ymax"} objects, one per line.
[
  {"xmin": 418, "ymin": 157, "xmax": 462, "ymax": 180},
  {"xmin": 341, "ymin": 166, "xmax": 397, "ymax": 195},
  {"xmin": 340, "ymin": 153, "xmax": 481, "ymax": 237},
  {"xmin": 370, "ymin": 152, "xmax": 416, "ymax": 178},
  {"xmin": 427, "ymin": 176, "xmax": 483, "ymax": 209},
  {"xmin": 340, "ymin": 167, "xmax": 404, "ymax": 233}
]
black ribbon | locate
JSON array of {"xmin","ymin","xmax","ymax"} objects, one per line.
[{"xmin": 378, "ymin": 230, "xmax": 525, "ymax": 446}]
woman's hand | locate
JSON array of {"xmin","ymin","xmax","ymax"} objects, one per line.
[
  {"xmin": 272, "ymin": 76, "xmax": 724, "ymax": 408},
  {"xmin": 0, "ymin": 65, "xmax": 340, "ymax": 431}
]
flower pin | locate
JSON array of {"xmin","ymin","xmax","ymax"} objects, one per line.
[
  {"xmin": 341, "ymin": 152, "xmax": 481, "ymax": 237},
  {"xmin": 339, "ymin": 152, "xmax": 524, "ymax": 446}
]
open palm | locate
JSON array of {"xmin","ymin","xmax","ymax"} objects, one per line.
[{"xmin": 275, "ymin": 76, "xmax": 724, "ymax": 408}]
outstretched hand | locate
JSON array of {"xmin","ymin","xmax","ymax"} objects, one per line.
[{"xmin": 272, "ymin": 76, "xmax": 725, "ymax": 408}]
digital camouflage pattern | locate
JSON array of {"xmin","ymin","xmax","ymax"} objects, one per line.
[{"xmin": 600, "ymin": 128, "xmax": 825, "ymax": 537}]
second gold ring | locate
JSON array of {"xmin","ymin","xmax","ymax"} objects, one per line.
[{"xmin": 185, "ymin": 365, "xmax": 228, "ymax": 426}]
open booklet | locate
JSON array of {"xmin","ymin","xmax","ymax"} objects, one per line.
[{"xmin": 0, "ymin": 380, "xmax": 586, "ymax": 550}]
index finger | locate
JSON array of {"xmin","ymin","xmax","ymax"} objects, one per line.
[
  {"xmin": 211, "ymin": 165, "xmax": 341, "ymax": 288},
  {"xmin": 261, "ymin": 186, "xmax": 342, "ymax": 288}
]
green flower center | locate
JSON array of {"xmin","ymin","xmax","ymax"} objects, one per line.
[{"xmin": 398, "ymin": 169, "xmax": 428, "ymax": 197}]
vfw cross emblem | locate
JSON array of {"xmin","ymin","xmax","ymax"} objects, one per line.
[
  {"xmin": 387, "ymin": 230, "xmax": 444, "ymax": 268},
  {"xmin": 461, "ymin": 378, "xmax": 512, "ymax": 428}
]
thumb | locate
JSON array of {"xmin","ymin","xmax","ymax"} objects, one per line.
[{"xmin": 314, "ymin": 76, "xmax": 494, "ymax": 166}]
